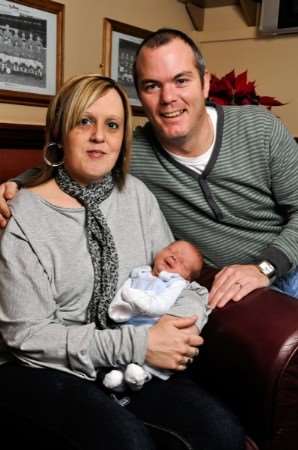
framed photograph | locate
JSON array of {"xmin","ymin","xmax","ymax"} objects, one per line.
[
  {"xmin": 101, "ymin": 18, "xmax": 150, "ymax": 116},
  {"xmin": 0, "ymin": 0, "xmax": 64, "ymax": 106}
]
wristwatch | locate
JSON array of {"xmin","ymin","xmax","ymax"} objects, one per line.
[{"xmin": 257, "ymin": 260, "xmax": 276, "ymax": 279}]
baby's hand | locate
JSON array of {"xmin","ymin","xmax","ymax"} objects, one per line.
[{"xmin": 122, "ymin": 286, "xmax": 153, "ymax": 314}]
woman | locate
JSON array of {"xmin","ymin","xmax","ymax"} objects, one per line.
[{"xmin": 0, "ymin": 74, "xmax": 244, "ymax": 450}]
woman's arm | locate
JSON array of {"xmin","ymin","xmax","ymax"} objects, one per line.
[
  {"xmin": 0, "ymin": 218, "xmax": 200, "ymax": 379},
  {"xmin": 0, "ymin": 221, "xmax": 148, "ymax": 380}
]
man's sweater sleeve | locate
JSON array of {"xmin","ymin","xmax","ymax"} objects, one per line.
[
  {"xmin": 258, "ymin": 117, "xmax": 298, "ymax": 276},
  {"xmin": 11, "ymin": 168, "xmax": 42, "ymax": 187}
]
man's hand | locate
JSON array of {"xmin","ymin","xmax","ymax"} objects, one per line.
[
  {"xmin": 208, "ymin": 264, "xmax": 270, "ymax": 309},
  {"xmin": 0, "ymin": 181, "xmax": 18, "ymax": 228},
  {"xmin": 146, "ymin": 315, "xmax": 203, "ymax": 371}
]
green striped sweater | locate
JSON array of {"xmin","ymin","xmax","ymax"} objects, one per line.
[{"xmin": 130, "ymin": 105, "xmax": 298, "ymax": 277}]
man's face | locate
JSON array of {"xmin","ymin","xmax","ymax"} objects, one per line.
[{"xmin": 136, "ymin": 38, "xmax": 210, "ymax": 155}]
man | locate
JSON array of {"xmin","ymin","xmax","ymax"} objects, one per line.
[
  {"xmin": 1, "ymin": 28, "xmax": 298, "ymax": 308},
  {"xmin": 130, "ymin": 28, "xmax": 298, "ymax": 307}
]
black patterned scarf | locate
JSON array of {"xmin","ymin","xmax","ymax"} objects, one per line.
[{"xmin": 56, "ymin": 166, "xmax": 119, "ymax": 329}]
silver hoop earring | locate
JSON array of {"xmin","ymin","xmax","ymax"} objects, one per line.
[{"xmin": 44, "ymin": 142, "xmax": 64, "ymax": 167}]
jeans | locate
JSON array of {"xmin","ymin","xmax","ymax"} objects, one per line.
[
  {"xmin": 0, "ymin": 361, "xmax": 245, "ymax": 450},
  {"xmin": 273, "ymin": 266, "xmax": 298, "ymax": 299}
]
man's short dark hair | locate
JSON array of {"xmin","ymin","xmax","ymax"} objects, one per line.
[{"xmin": 133, "ymin": 28, "xmax": 206, "ymax": 92}]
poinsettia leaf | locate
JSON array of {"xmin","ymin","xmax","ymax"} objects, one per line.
[
  {"xmin": 243, "ymin": 81, "xmax": 256, "ymax": 95},
  {"xmin": 209, "ymin": 76, "xmax": 223, "ymax": 93},
  {"xmin": 258, "ymin": 96, "xmax": 285, "ymax": 106},
  {"xmin": 209, "ymin": 95, "xmax": 230, "ymax": 105},
  {"xmin": 241, "ymin": 98, "xmax": 258, "ymax": 105},
  {"xmin": 222, "ymin": 79, "xmax": 234, "ymax": 95},
  {"xmin": 210, "ymin": 79, "xmax": 233, "ymax": 97},
  {"xmin": 210, "ymin": 78, "xmax": 222, "ymax": 90},
  {"xmin": 209, "ymin": 70, "xmax": 284, "ymax": 108},
  {"xmin": 235, "ymin": 70, "xmax": 248, "ymax": 91},
  {"xmin": 210, "ymin": 74, "xmax": 220, "ymax": 83},
  {"xmin": 223, "ymin": 70, "xmax": 236, "ymax": 87}
]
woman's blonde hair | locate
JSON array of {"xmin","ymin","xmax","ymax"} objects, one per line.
[{"xmin": 29, "ymin": 74, "xmax": 132, "ymax": 189}]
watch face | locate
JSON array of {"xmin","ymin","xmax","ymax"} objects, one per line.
[{"xmin": 259, "ymin": 261, "xmax": 275, "ymax": 276}]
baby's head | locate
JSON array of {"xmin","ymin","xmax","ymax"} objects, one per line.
[{"xmin": 153, "ymin": 240, "xmax": 204, "ymax": 281}]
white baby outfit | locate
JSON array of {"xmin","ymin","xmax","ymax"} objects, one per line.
[{"xmin": 103, "ymin": 266, "xmax": 209, "ymax": 391}]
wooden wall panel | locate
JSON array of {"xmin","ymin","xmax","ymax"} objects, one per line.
[
  {"xmin": 0, "ymin": 122, "xmax": 297, "ymax": 183},
  {"xmin": 0, "ymin": 149, "xmax": 43, "ymax": 183},
  {"xmin": 0, "ymin": 123, "xmax": 44, "ymax": 182}
]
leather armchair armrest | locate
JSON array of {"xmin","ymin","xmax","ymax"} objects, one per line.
[{"xmin": 197, "ymin": 267, "xmax": 298, "ymax": 450}]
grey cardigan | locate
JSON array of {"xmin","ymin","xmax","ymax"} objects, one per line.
[{"xmin": 0, "ymin": 175, "xmax": 175, "ymax": 380}]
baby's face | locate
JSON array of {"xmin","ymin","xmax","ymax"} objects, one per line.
[{"xmin": 153, "ymin": 241, "xmax": 202, "ymax": 280}]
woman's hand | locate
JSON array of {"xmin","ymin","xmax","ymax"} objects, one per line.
[
  {"xmin": 0, "ymin": 181, "xmax": 18, "ymax": 228},
  {"xmin": 146, "ymin": 315, "xmax": 203, "ymax": 371}
]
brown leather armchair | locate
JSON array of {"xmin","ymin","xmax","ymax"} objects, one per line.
[
  {"xmin": 1, "ymin": 270, "xmax": 296, "ymax": 450},
  {"xmin": 197, "ymin": 266, "xmax": 298, "ymax": 450}
]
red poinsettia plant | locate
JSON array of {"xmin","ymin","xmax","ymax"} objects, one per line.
[{"xmin": 208, "ymin": 70, "xmax": 284, "ymax": 110}]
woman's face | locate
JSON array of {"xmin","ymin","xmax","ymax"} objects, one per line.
[{"xmin": 63, "ymin": 88, "xmax": 125, "ymax": 185}]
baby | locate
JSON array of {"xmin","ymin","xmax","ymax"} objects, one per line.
[{"xmin": 103, "ymin": 240, "xmax": 211, "ymax": 392}]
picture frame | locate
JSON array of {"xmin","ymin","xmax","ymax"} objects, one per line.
[
  {"xmin": 0, "ymin": 0, "xmax": 64, "ymax": 106},
  {"xmin": 101, "ymin": 18, "xmax": 150, "ymax": 116}
]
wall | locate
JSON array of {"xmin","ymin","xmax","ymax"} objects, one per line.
[
  {"xmin": 2, "ymin": 2, "xmax": 297, "ymax": 136},
  {"xmin": 0, "ymin": 0, "xmax": 191, "ymax": 126},
  {"xmin": 193, "ymin": 5, "xmax": 298, "ymax": 136}
]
